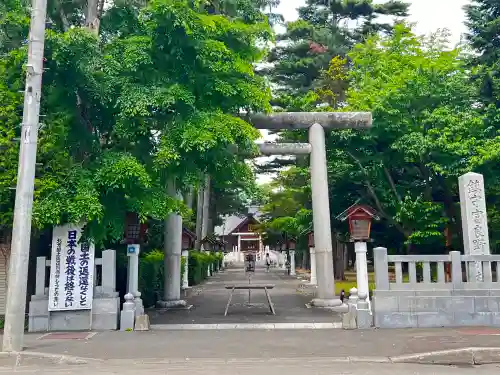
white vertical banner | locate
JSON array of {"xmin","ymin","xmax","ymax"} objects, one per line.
[{"xmin": 48, "ymin": 223, "xmax": 95, "ymax": 311}]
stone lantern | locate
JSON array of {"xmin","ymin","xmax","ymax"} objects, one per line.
[
  {"xmin": 337, "ymin": 204, "xmax": 379, "ymax": 309},
  {"xmin": 338, "ymin": 205, "xmax": 378, "ymax": 242},
  {"xmin": 203, "ymin": 239, "xmax": 213, "ymax": 251},
  {"xmin": 124, "ymin": 212, "xmax": 147, "ymax": 244},
  {"xmin": 124, "ymin": 212, "xmax": 147, "ymax": 316}
]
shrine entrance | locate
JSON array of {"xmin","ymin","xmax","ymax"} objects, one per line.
[
  {"xmin": 246, "ymin": 112, "xmax": 372, "ymax": 308},
  {"xmin": 215, "ymin": 210, "xmax": 264, "ymax": 263},
  {"xmin": 154, "ymin": 111, "xmax": 372, "ymax": 326}
]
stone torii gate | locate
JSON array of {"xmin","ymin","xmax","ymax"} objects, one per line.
[
  {"xmin": 250, "ymin": 112, "xmax": 372, "ymax": 308},
  {"xmin": 158, "ymin": 112, "xmax": 372, "ymax": 310}
]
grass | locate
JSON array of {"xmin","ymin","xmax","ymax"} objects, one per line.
[
  {"xmin": 297, "ymin": 268, "xmax": 377, "ymax": 295},
  {"xmin": 336, "ymin": 272, "xmax": 375, "ymax": 295}
]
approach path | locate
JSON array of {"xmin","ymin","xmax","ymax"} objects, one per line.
[{"xmin": 148, "ymin": 264, "xmax": 341, "ymax": 325}]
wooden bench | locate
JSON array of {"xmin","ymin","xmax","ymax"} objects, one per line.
[{"xmin": 224, "ymin": 284, "xmax": 276, "ymax": 316}]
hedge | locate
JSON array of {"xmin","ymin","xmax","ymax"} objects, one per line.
[{"xmin": 138, "ymin": 250, "xmax": 223, "ymax": 308}]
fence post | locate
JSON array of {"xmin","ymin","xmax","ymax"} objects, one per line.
[
  {"xmin": 120, "ymin": 293, "xmax": 135, "ymax": 331},
  {"xmin": 356, "ymin": 291, "xmax": 372, "ymax": 329},
  {"xmin": 101, "ymin": 250, "xmax": 116, "ymax": 295},
  {"xmin": 373, "ymin": 247, "xmax": 389, "ymax": 290},
  {"xmin": 35, "ymin": 257, "xmax": 46, "ymax": 296},
  {"xmin": 450, "ymin": 251, "xmax": 463, "ymax": 289}
]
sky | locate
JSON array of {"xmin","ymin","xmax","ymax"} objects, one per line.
[
  {"xmin": 255, "ymin": 0, "xmax": 470, "ymax": 184},
  {"xmin": 276, "ymin": 0, "xmax": 469, "ymax": 44}
]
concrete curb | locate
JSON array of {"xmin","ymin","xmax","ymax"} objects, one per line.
[
  {"xmin": 390, "ymin": 347, "xmax": 500, "ymax": 366},
  {"xmin": 103, "ymin": 349, "xmax": 500, "ymax": 366},
  {"xmin": 125, "ymin": 349, "xmax": 500, "ymax": 366},
  {"xmin": 119, "ymin": 357, "xmax": 392, "ymax": 365},
  {"xmin": 1, "ymin": 347, "xmax": 499, "ymax": 367}
]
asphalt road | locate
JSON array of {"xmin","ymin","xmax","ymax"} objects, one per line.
[{"xmin": 0, "ymin": 361, "xmax": 498, "ymax": 374}]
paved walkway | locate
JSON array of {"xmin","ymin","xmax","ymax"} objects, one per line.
[
  {"xmin": 149, "ymin": 265, "xmax": 341, "ymax": 325},
  {"xmin": 14, "ymin": 327, "xmax": 500, "ymax": 361}
]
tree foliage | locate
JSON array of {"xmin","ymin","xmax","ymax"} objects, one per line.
[
  {"xmin": 260, "ymin": 22, "xmax": 500, "ymax": 254},
  {"xmin": 0, "ymin": 0, "xmax": 273, "ymax": 245},
  {"xmin": 4, "ymin": 0, "xmax": 500, "ymax": 258},
  {"xmin": 465, "ymin": 0, "xmax": 500, "ymax": 107},
  {"xmin": 265, "ymin": 0, "xmax": 409, "ymax": 98}
]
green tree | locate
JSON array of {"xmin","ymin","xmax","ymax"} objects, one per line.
[
  {"xmin": 261, "ymin": 24, "xmax": 500, "ymax": 255},
  {"xmin": 257, "ymin": 0, "xmax": 410, "ymax": 198},
  {"xmin": 464, "ymin": 0, "xmax": 500, "ymax": 106},
  {"xmin": 198, "ymin": 0, "xmax": 282, "ymax": 23},
  {"xmin": 328, "ymin": 24, "xmax": 499, "ymax": 251},
  {"xmin": 265, "ymin": 0, "xmax": 409, "ymax": 99},
  {"xmin": 0, "ymin": 0, "xmax": 273, "ymax": 246}
]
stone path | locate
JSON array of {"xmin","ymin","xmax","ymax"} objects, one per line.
[{"xmin": 148, "ymin": 265, "xmax": 342, "ymax": 325}]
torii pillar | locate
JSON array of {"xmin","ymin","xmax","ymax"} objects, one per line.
[{"xmin": 250, "ymin": 112, "xmax": 372, "ymax": 307}]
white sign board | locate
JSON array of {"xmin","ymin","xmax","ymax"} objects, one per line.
[
  {"xmin": 458, "ymin": 172, "xmax": 490, "ymax": 281},
  {"xmin": 48, "ymin": 223, "xmax": 95, "ymax": 311}
]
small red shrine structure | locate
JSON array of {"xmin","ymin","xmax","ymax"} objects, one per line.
[
  {"xmin": 337, "ymin": 205, "xmax": 379, "ymax": 241},
  {"xmin": 308, "ymin": 231, "xmax": 315, "ymax": 248},
  {"xmin": 124, "ymin": 212, "xmax": 147, "ymax": 244}
]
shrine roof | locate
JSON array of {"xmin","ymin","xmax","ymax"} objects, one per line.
[
  {"xmin": 214, "ymin": 209, "xmax": 262, "ymax": 236},
  {"xmin": 336, "ymin": 204, "xmax": 379, "ymax": 222}
]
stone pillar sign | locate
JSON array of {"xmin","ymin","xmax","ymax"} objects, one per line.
[{"xmin": 458, "ymin": 172, "xmax": 490, "ymax": 281}]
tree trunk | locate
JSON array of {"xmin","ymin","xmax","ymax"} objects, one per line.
[
  {"xmin": 201, "ymin": 175, "xmax": 211, "ymax": 243},
  {"xmin": 97, "ymin": 0, "xmax": 105, "ymax": 19},
  {"xmin": 208, "ymin": 185, "xmax": 217, "ymax": 235},
  {"xmin": 333, "ymin": 237, "xmax": 345, "ymax": 281},
  {"xmin": 85, "ymin": 0, "xmax": 100, "ymax": 34},
  {"xmin": 185, "ymin": 187, "xmax": 194, "ymax": 210},
  {"xmin": 301, "ymin": 248, "xmax": 309, "ymax": 270},
  {"xmin": 194, "ymin": 184, "xmax": 203, "ymax": 250},
  {"xmin": 343, "ymin": 245, "xmax": 349, "ymax": 271}
]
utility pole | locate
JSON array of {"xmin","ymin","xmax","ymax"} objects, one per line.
[
  {"xmin": 201, "ymin": 174, "xmax": 211, "ymax": 247},
  {"xmin": 2, "ymin": 0, "xmax": 48, "ymax": 352},
  {"xmin": 194, "ymin": 182, "xmax": 203, "ymax": 250}
]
